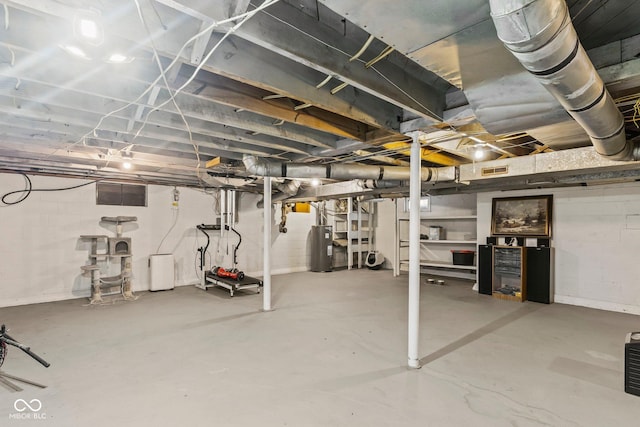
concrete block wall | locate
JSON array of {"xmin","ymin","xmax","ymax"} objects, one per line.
[
  {"xmin": 376, "ymin": 200, "xmax": 396, "ymax": 269},
  {"xmin": 229, "ymin": 193, "xmax": 315, "ymax": 275},
  {"xmin": 477, "ymin": 182, "xmax": 640, "ymax": 315},
  {"xmin": 0, "ymin": 173, "xmax": 315, "ymax": 307}
]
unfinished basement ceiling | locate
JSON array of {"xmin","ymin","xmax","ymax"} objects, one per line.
[{"xmin": 0, "ymin": 0, "xmax": 639, "ymax": 192}]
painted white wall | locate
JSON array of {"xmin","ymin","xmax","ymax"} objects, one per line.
[
  {"xmin": 0, "ymin": 173, "xmax": 315, "ymax": 307},
  {"xmin": 376, "ymin": 199, "xmax": 397, "ymax": 269},
  {"xmin": 477, "ymin": 182, "xmax": 640, "ymax": 315}
]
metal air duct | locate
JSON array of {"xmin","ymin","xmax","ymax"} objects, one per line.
[
  {"xmin": 243, "ymin": 155, "xmax": 455, "ymax": 182},
  {"xmin": 257, "ymin": 179, "xmax": 301, "ymax": 208},
  {"xmin": 359, "ymin": 179, "xmax": 405, "ymax": 189},
  {"xmin": 490, "ymin": 0, "xmax": 640, "ymax": 161}
]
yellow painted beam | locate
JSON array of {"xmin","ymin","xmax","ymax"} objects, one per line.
[
  {"xmin": 383, "ymin": 141, "xmax": 461, "ymax": 166},
  {"xmin": 205, "ymin": 157, "xmax": 221, "ymax": 168}
]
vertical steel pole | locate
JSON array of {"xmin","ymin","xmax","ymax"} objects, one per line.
[
  {"xmin": 408, "ymin": 133, "xmax": 421, "ymax": 369},
  {"xmin": 220, "ymin": 188, "xmax": 226, "ymax": 239},
  {"xmin": 357, "ymin": 199, "xmax": 363, "ymax": 268},
  {"xmin": 263, "ymin": 177, "xmax": 272, "ymax": 311},
  {"xmin": 394, "ymin": 199, "xmax": 399, "ymax": 277},
  {"xmin": 347, "ymin": 197, "xmax": 353, "ymax": 270}
]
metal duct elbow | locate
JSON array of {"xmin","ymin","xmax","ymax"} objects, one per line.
[
  {"xmin": 275, "ymin": 179, "xmax": 301, "ymax": 196},
  {"xmin": 257, "ymin": 192, "xmax": 293, "ymax": 208},
  {"xmin": 490, "ymin": 0, "xmax": 636, "ymax": 161},
  {"xmin": 257, "ymin": 180, "xmax": 300, "ymax": 208},
  {"xmin": 243, "ymin": 155, "xmax": 282, "ymax": 176}
]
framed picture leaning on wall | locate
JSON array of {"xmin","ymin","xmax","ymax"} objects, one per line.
[{"xmin": 491, "ymin": 195, "xmax": 553, "ymax": 237}]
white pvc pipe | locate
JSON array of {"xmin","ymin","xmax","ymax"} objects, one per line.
[
  {"xmin": 408, "ymin": 134, "xmax": 421, "ymax": 369},
  {"xmin": 263, "ymin": 177, "xmax": 272, "ymax": 311},
  {"xmin": 347, "ymin": 197, "xmax": 353, "ymax": 270},
  {"xmin": 220, "ymin": 188, "xmax": 226, "ymax": 239},
  {"xmin": 357, "ymin": 199, "xmax": 363, "ymax": 269},
  {"xmin": 229, "ymin": 190, "xmax": 235, "ymax": 226}
]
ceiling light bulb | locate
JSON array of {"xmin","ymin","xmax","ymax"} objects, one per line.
[
  {"xmin": 107, "ymin": 53, "xmax": 131, "ymax": 64},
  {"xmin": 79, "ymin": 18, "xmax": 99, "ymax": 39},
  {"xmin": 474, "ymin": 148, "xmax": 485, "ymax": 160},
  {"xmin": 122, "ymin": 161, "xmax": 132, "ymax": 170},
  {"xmin": 73, "ymin": 11, "xmax": 104, "ymax": 46}
]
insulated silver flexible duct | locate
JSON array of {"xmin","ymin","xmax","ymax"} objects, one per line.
[
  {"xmin": 243, "ymin": 155, "xmax": 455, "ymax": 182},
  {"xmin": 490, "ymin": 0, "xmax": 639, "ymax": 161}
]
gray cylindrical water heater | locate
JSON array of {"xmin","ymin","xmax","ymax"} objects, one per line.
[{"xmin": 310, "ymin": 225, "xmax": 333, "ymax": 272}]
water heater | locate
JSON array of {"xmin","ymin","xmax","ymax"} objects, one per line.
[{"xmin": 310, "ymin": 225, "xmax": 333, "ymax": 272}]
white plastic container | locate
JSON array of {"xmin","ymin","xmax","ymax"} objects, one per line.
[{"xmin": 149, "ymin": 254, "xmax": 175, "ymax": 291}]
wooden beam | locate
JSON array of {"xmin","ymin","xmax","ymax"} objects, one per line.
[{"xmin": 180, "ymin": 73, "xmax": 369, "ymax": 140}]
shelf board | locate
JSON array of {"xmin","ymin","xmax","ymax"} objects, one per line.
[
  {"xmin": 399, "ymin": 215, "xmax": 477, "ymax": 221},
  {"xmin": 350, "ymin": 245, "xmax": 369, "ymax": 251},
  {"xmin": 348, "ymin": 212, "xmax": 369, "ymax": 220},
  {"xmin": 400, "ymin": 260, "xmax": 476, "ymax": 271},
  {"xmin": 399, "ymin": 239, "xmax": 477, "ymax": 244},
  {"xmin": 492, "ymin": 292, "xmax": 523, "ymax": 302}
]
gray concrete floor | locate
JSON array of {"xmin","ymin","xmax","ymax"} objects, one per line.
[{"xmin": 1, "ymin": 269, "xmax": 639, "ymax": 426}]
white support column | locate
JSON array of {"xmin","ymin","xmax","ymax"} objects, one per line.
[
  {"xmin": 263, "ymin": 177, "xmax": 273, "ymax": 311},
  {"xmin": 357, "ymin": 199, "xmax": 363, "ymax": 269},
  {"xmin": 408, "ymin": 133, "xmax": 421, "ymax": 369},
  {"xmin": 347, "ymin": 197, "xmax": 353, "ymax": 270},
  {"xmin": 394, "ymin": 198, "xmax": 399, "ymax": 277}
]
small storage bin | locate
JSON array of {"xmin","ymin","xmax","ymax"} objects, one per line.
[
  {"xmin": 429, "ymin": 226, "xmax": 443, "ymax": 240},
  {"xmin": 451, "ymin": 250, "xmax": 475, "ymax": 266}
]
